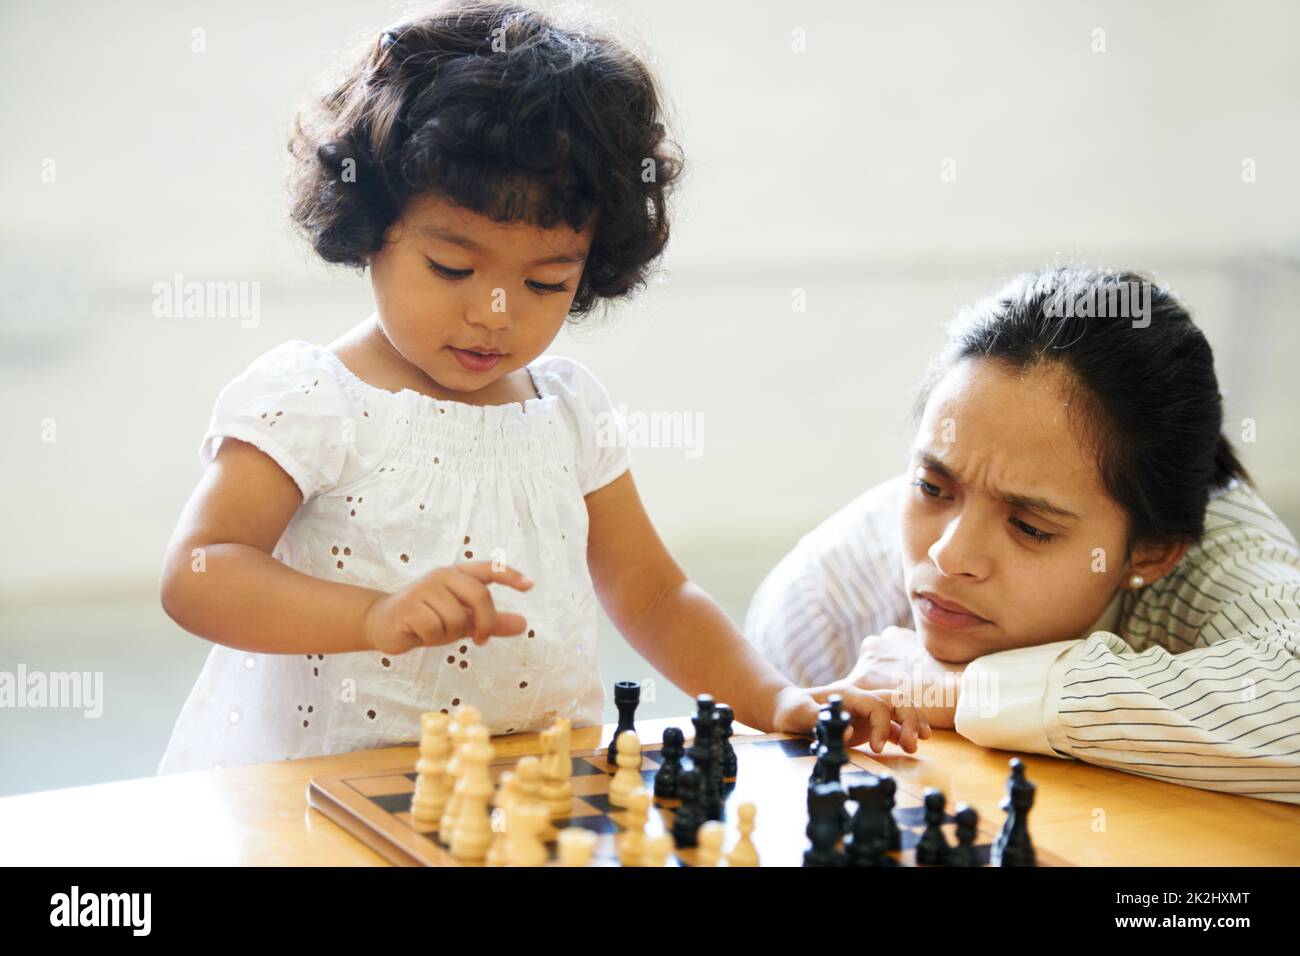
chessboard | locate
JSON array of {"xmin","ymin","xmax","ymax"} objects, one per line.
[{"xmin": 306, "ymin": 731, "xmax": 1067, "ymax": 866}]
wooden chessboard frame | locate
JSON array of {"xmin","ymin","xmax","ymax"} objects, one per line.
[{"xmin": 306, "ymin": 731, "xmax": 1067, "ymax": 867}]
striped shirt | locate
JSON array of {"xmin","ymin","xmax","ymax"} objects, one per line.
[{"xmin": 743, "ymin": 472, "xmax": 1300, "ymax": 804}]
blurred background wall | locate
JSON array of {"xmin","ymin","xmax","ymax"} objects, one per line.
[{"xmin": 2, "ymin": 0, "xmax": 1297, "ymax": 795}]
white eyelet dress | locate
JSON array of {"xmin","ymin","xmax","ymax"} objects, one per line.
[{"xmin": 158, "ymin": 337, "xmax": 630, "ymax": 773}]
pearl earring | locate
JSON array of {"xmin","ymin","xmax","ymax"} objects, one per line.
[{"xmin": 1129, "ymin": 574, "xmax": 1145, "ymax": 588}]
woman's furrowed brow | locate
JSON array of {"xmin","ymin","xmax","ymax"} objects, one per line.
[{"xmin": 912, "ymin": 448, "xmax": 1083, "ymax": 521}]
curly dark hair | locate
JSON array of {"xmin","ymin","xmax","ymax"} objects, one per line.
[{"xmin": 286, "ymin": 0, "xmax": 684, "ymax": 317}]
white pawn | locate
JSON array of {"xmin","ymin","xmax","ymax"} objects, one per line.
[
  {"xmin": 507, "ymin": 802, "xmax": 549, "ymax": 867},
  {"xmin": 557, "ymin": 827, "xmax": 598, "ymax": 867},
  {"xmin": 411, "ymin": 712, "xmax": 451, "ymax": 829},
  {"xmin": 608, "ymin": 730, "xmax": 642, "ymax": 808},
  {"xmin": 514, "ymin": 756, "xmax": 556, "ymax": 841},
  {"xmin": 485, "ymin": 770, "xmax": 519, "ymax": 867},
  {"xmin": 438, "ymin": 706, "xmax": 481, "ymax": 838},
  {"xmin": 726, "ymin": 802, "xmax": 759, "ymax": 867},
  {"xmin": 540, "ymin": 717, "xmax": 574, "ymax": 818},
  {"xmin": 643, "ymin": 833, "xmax": 673, "ymax": 868},
  {"xmin": 618, "ymin": 787, "xmax": 650, "ymax": 866},
  {"xmin": 697, "ymin": 820, "xmax": 726, "ymax": 867},
  {"xmin": 450, "ymin": 725, "xmax": 494, "ymax": 862}
]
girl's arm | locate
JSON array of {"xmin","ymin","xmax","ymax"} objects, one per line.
[
  {"xmin": 160, "ymin": 436, "xmax": 385, "ymax": 655},
  {"xmin": 585, "ymin": 470, "xmax": 927, "ymax": 751}
]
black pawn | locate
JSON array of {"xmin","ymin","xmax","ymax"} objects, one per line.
[
  {"xmin": 716, "ymin": 703, "xmax": 738, "ymax": 780},
  {"xmin": 654, "ymin": 726, "xmax": 685, "ymax": 799},
  {"xmin": 914, "ymin": 788, "xmax": 951, "ymax": 866},
  {"xmin": 878, "ymin": 774, "xmax": 901, "ymax": 852},
  {"xmin": 949, "ymin": 803, "xmax": 979, "ymax": 867},
  {"xmin": 804, "ymin": 775, "xmax": 848, "ymax": 837},
  {"xmin": 993, "ymin": 758, "xmax": 1037, "ymax": 867},
  {"xmin": 607, "ymin": 680, "xmax": 640, "ymax": 766},
  {"xmin": 803, "ymin": 782, "xmax": 848, "ymax": 867},
  {"xmin": 845, "ymin": 779, "xmax": 889, "ymax": 867},
  {"xmin": 671, "ymin": 767, "xmax": 704, "ymax": 848}
]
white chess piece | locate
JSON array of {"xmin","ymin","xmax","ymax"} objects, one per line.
[
  {"xmin": 726, "ymin": 802, "xmax": 759, "ymax": 867},
  {"xmin": 438, "ymin": 707, "xmax": 480, "ymax": 838},
  {"xmin": 450, "ymin": 725, "xmax": 494, "ymax": 862},
  {"xmin": 697, "ymin": 820, "xmax": 726, "ymax": 867},
  {"xmin": 643, "ymin": 833, "xmax": 673, "ymax": 868},
  {"xmin": 411, "ymin": 712, "xmax": 451, "ymax": 829},
  {"xmin": 618, "ymin": 787, "xmax": 650, "ymax": 866},
  {"xmin": 557, "ymin": 827, "xmax": 598, "ymax": 867},
  {"xmin": 485, "ymin": 770, "xmax": 519, "ymax": 867},
  {"xmin": 513, "ymin": 755, "xmax": 556, "ymax": 841},
  {"xmin": 608, "ymin": 730, "xmax": 643, "ymax": 808},
  {"xmin": 540, "ymin": 717, "xmax": 574, "ymax": 818},
  {"xmin": 507, "ymin": 802, "xmax": 549, "ymax": 867}
]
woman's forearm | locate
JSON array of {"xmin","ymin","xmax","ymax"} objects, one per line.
[{"xmin": 161, "ymin": 543, "xmax": 383, "ymax": 655}]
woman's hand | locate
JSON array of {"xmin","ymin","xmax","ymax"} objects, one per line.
[
  {"xmin": 769, "ymin": 684, "xmax": 931, "ymax": 754},
  {"xmin": 362, "ymin": 561, "xmax": 534, "ymax": 655},
  {"xmin": 843, "ymin": 625, "xmax": 965, "ymax": 730}
]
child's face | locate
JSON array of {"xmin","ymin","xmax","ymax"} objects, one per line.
[
  {"xmin": 899, "ymin": 358, "xmax": 1136, "ymax": 664},
  {"xmin": 366, "ymin": 191, "xmax": 595, "ymax": 399}
]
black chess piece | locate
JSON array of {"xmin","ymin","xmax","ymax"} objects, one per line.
[
  {"xmin": 606, "ymin": 680, "xmax": 640, "ymax": 766},
  {"xmin": 803, "ymin": 782, "xmax": 848, "ymax": 867},
  {"xmin": 670, "ymin": 766, "xmax": 704, "ymax": 848},
  {"xmin": 949, "ymin": 803, "xmax": 979, "ymax": 867},
  {"xmin": 803, "ymin": 774, "xmax": 848, "ymax": 837},
  {"xmin": 654, "ymin": 726, "xmax": 685, "ymax": 799},
  {"xmin": 992, "ymin": 758, "xmax": 1037, "ymax": 867},
  {"xmin": 844, "ymin": 779, "xmax": 889, "ymax": 866},
  {"xmin": 811, "ymin": 695, "xmax": 850, "ymax": 786},
  {"xmin": 878, "ymin": 774, "xmax": 901, "ymax": 852},
  {"xmin": 716, "ymin": 703, "xmax": 738, "ymax": 780},
  {"xmin": 690, "ymin": 695, "xmax": 723, "ymax": 820},
  {"xmin": 708, "ymin": 706, "xmax": 726, "ymax": 803},
  {"xmin": 915, "ymin": 788, "xmax": 951, "ymax": 865},
  {"xmin": 808, "ymin": 721, "xmax": 828, "ymax": 785}
]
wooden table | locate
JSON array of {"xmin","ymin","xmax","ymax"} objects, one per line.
[{"xmin": 2, "ymin": 716, "xmax": 1297, "ymax": 865}]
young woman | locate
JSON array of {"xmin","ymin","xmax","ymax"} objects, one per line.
[{"xmin": 746, "ymin": 267, "xmax": 1300, "ymax": 804}]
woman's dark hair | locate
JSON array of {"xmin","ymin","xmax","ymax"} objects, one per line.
[
  {"xmin": 287, "ymin": 0, "xmax": 684, "ymax": 317},
  {"xmin": 911, "ymin": 267, "xmax": 1251, "ymax": 556}
]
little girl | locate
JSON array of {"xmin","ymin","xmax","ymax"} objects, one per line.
[{"xmin": 157, "ymin": 1, "xmax": 927, "ymax": 773}]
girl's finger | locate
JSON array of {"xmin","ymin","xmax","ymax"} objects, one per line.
[
  {"xmin": 873, "ymin": 708, "xmax": 893, "ymax": 753},
  {"xmin": 411, "ymin": 595, "xmax": 449, "ymax": 646},
  {"xmin": 899, "ymin": 718, "xmax": 918, "ymax": 754},
  {"xmin": 426, "ymin": 588, "xmax": 469, "ymax": 643},
  {"xmin": 454, "ymin": 561, "xmax": 535, "ymax": 591},
  {"xmin": 831, "ymin": 687, "xmax": 891, "ymax": 752},
  {"xmin": 443, "ymin": 574, "xmax": 499, "ymax": 641},
  {"xmin": 490, "ymin": 611, "xmax": 528, "ymax": 638}
]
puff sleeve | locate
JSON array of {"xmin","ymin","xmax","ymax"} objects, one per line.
[
  {"xmin": 198, "ymin": 340, "xmax": 351, "ymax": 501},
  {"xmin": 541, "ymin": 356, "xmax": 632, "ymax": 495}
]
